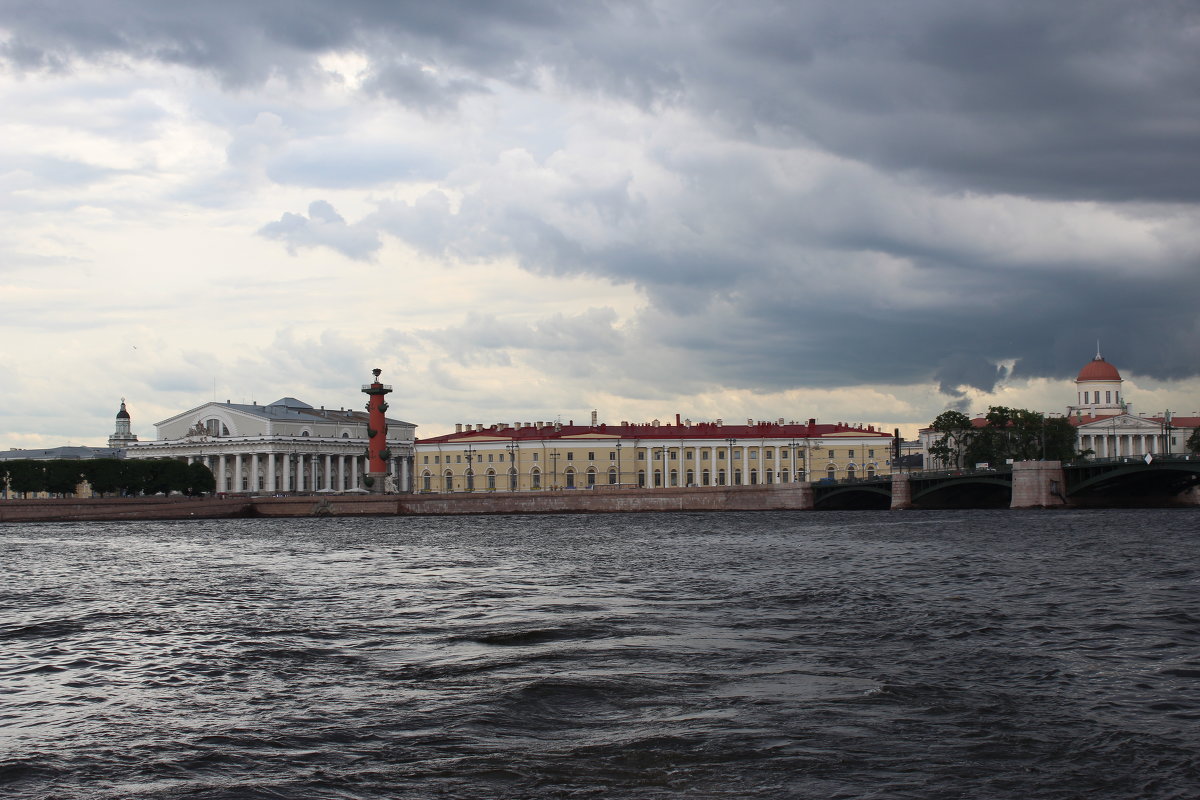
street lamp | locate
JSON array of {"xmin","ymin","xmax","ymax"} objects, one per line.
[
  {"xmin": 615, "ymin": 441, "xmax": 623, "ymax": 486},
  {"xmin": 463, "ymin": 444, "xmax": 476, "ymax": 492},
  {"xmin": 506, "ymin": 439, "xmax": 520, "ymax": 491},
  {"xmin": 550, "ymin": 449, "xmax": 560, "ymax": 489}
]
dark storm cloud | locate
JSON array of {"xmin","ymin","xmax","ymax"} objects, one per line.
[{"xmin": 8, "ymin": 0, "xmax": 1200, "ymax": 404}]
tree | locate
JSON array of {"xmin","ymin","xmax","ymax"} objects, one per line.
[
  {"xmin": 44, "ymin": 460, "xmax": 84, "ymax": 496},
  {"xmin": 83, "ymin": 459, "xmax": 126, "ymax": 496},
  {"xmin": 927, "ymin": 410, "xmax": 972, "ymax": 468},
  {"xmin": 1186, "ymin": 427, "xmax": 1200, "ymax": 455},
  {"xmin": 185, "ymin": 462, "xmax": 215, "ymax": 495}
]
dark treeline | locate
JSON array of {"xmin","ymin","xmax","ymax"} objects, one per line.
[{"xmin": 0, "ymin": 458, "xmax": 215, "ymax": 498}]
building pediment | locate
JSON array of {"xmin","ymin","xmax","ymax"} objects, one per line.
[{"xmin": 1078, "ymin": 414, "xmax": 1161, "ymax": 431}]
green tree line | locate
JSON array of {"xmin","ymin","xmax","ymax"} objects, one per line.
[
  {"xmin": 0, "ymin": 458, "xmax": 215, "ymax": 498},
  {"xmin": 927, "ymin": 407, "xmax": 1086, "ymax": 469}
]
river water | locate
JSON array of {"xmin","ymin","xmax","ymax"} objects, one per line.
[{"xmin": 2, "ymin": 510, "xmax": 1198, "ymax": 799}]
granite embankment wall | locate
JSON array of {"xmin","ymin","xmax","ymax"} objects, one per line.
[{"xmin": 0, "ymin": 484, "xmax": 814, "ymax": 523}]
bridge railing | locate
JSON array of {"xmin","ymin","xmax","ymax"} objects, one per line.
[
  {"xmin": 903, "ymin": 465, "xmax": 1014, "ymax": 480},
  {"xmin": 1079, "ymin": 453, "xmax": 1200, "ymax": 467}
]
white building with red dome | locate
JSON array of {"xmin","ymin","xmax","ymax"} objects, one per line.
[{"xmin": 1068, "ymin": 352, "xmax": 1199, "ymax": 458}]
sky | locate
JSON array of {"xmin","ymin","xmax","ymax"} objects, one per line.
[{"xmin": 2, "ymin": 0, "xmax": 1199, "ymax": 448}]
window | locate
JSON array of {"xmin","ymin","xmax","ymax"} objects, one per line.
[
  {"xmin": 567, "ymin": 452, "xmax": 574, "ymax": 461},
  {"xmin": 587, "ymin": 469, "xmax": 596, "ymax": 487},
  {"xmin": 638, "ymin": 451, "xmax": 646, "ymax": 460},
  {"xmin": 434, "ymin": 455, "xmax": 440, "ymax": 464},
  {"xmin": 718, "ymin": 469, "xmax": 726, "ymax": 485},
  {"xmin": 487, "ymin": 471, "xmax": 496, "ymax": 490},
  {"xmin": 532, "ymin": 452, "xmax": 539, "ymax": 462},
  {"xmin": 422, "ymin": 473, "xmax": 431, "ymax": 491},
  {"xmin": 686, "ymin": 469, "xmax": 694, "ymax": 485},
  {"xmin": 719, "ymin": 450, "xmax": 726, "ymax": 460},
  {"xmin": 702, "ymin": 469, "xmax": 710, "ymax": 486},
  {"xmin": 638, "ymin": 471, "xmax": 646, "ymax": 487},
  {"xmin": 669, "ymin": 469, "xmax": 678, "ymax": 486},
  {"xmin": 749, "ymin": 469, "xmax": 757, "ymax": 485},
  {"xmin": 685, "ymin": 449, "xmax": 694, "ymax": 459},
  {"xmin": 701, "ymin": 449, "xmax": 709, "ymax": 459},
  {"xmin": 566, "ymin": 470, "xmax": 575, "ymax": 489},
  {"xmin": 654, "ymin": 470, "xmax": 662, "ymax": 487},
  {"xmin": 826, "ymin": 465, "xmax": 836, "ymax": 480},
  {"xmin": 588, "ymin": 451, "xmax": 595, "ymax": 461},
  {"xmin": 509, "ymin": 468, "xmax": 518, "ymax": 491},
  {"xmin": 669, "ymin": 451, "xmax": 678, "ymax": 460},
  {"xmin": 781, "ymin": 450, "xmax": 789, "ymax": 459},
  {"xmin": 609, "ymin": 451, "xmax": 616, "ymax": 461},
  {"xmin": 765, "ymin": 450, "xmax": 772, "ymax": 459},
  {"xmin": 868, "ymin": 449, "xmax": 875, "ymax": 458},
  {"xmin": 848, "ymin": 450, "xmax": 855, "ymax": 458},
  {"xmin": 654, "ymin": 450, "xmax": 661, "ymax": 460},
  {"xmin": 456, "ymin": 455, "xmax": 462, "ymax": 463},
  {"xmin": 828, "ymin": 450, "xmax": 834, "ymax": 459},
  {"xmin": 1106, "ymin": 391, "xmax": 1112, "ymax": 403},
  {"xmin": 488, "ymin": 453, "xmax": 494, "ymax": 462},
  {"xmin": 608, "ymin": 468, "xmax": 617, "ymax": 484},
  {"xmin": 423, "ymin": 456, "xmax": 429, "ymax": 464}
]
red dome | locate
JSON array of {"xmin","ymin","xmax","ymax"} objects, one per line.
[{"xmin": 1076, "ymin": 357, "xmax": 1121, "ymax": 382}]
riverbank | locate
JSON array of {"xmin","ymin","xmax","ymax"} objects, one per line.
[{"xmin": 0, "ymin": 484, "xmax": 812, "ymax": 522}]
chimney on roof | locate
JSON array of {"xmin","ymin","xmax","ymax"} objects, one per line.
[
  {"xmin": 621, "ymin": 420, "xmax": 628, "ymax": 426},
  {"xmin": 591, "ymin": 410, "xmax": 598, "ymax": 426},
  {"xmin": 808, "ymin": 418, "xmax": 816, "ymax": 426},
  {"xmin": 716, "ymin": 418, "xmax": 723, "ymax": 426},
  {"xmin": 476, "ymin": 424, "xmax": 483, "ymax": 431},
  {"xmin": 455, "ymin": 423, "xmax": 463, "ymax": 433},
  {"xmin": 684, "ymin": 418, "xmax": 692, "ymax": 427},
  {"xmin": 676, "ymin": 413, "xmax": 681, "ymax": 425}
]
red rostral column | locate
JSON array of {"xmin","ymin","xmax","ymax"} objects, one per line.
[{"xmin": 362, "ymin": 368, "xmax": 393, "ymax": 492}]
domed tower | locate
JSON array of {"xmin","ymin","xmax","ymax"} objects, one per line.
[
  {"xmin": 108, "ymin": 398, "xmax": 139, "ymax": 448},
  {"xmin": 1069, "ymin": 350, "xmax": 1125, "ymax": 416}
]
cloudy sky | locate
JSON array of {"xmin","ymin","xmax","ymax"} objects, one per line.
[{"xmin": 3, "ymin": 0, "xmax": 1199, "ymax": 447}]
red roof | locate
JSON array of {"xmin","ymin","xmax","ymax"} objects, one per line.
[
  {"xmin": 418, "ymin": 419, "xmax": 893, "ymax": 444},
  {"xmin": 1076, "ymin": 356, "xmax": 1121, "ymax": 382}
]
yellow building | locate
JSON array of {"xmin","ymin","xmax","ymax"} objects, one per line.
[{"xmin": 415, "ymin": 414, "xmax": 895, "ymax": 492}]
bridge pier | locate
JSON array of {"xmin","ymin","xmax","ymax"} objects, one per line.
[
  {"xmin": 1011, "ymin": 461, "xmax": 1068, "ymax": 508},
  {"xmin": 891, "ymin": 473, "xmax": 913, "ymax": 509}
]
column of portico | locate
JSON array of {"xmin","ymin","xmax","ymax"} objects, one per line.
[
  {"xmin": 351, "ymin": 455, "xmax": 359, "ymax": 490},
  {"xmin": 297, "ymin": 455, "xmax": 306, "ymax": 492},
  {"xmin": 232, "ymin": 454, "xmax": 243, "ymax": 492},
  {"xmin": 324, "ymin": 454, "xmax": 333, "ymax": 491},
  {"xmin": 250, "ymin": 454, "xmax": 260, "ymax": 492},
  {"xmin": 267, "ymin": 453, "xmax": 277, "ymax": 492},
  {"xmin": 773, "ymin": 446, "xmax": 781, "ymax": 482},
  {"xmin": 217, "ymin": 455, "xmax": 227, "ymax": 492}
]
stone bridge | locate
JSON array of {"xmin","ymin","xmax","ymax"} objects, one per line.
[{"xmin": 812, "ymin": 455, "xmax": 1200, "ymax": 509}]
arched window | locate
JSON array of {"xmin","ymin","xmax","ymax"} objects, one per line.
[
  {"xmin": 443, "ymin": 470, "xmax": 453, "ymax": 492},
  {"xmin": 765, "ymin": 469, "xmax": 774, "ymax": 484},
  {"xmin": 826, "ymin": 464, "xmax": 837, "ymax": 480},
  {"xmin": 486, "ymin": 469, "xmax": 496, "ymax": 490},
  {"xmin": 846, "ymin": 464, "xmax": 856, "ymax": 479},
  {"xmin": 608, "ymin": 467, "xmax": 617, "ymax": 485},
  {"xmin": 780, "ymin": 469, "xmax": 789, "ymax": 483},
  {"xmin": 749, "ymin": 469, "xmax": 758, "ymax": 485},
  {"xmin": 422, "ymin": 471, "xmax": 431, "ymax": 492},
  {"xmin": 509, "ymin": 467, "xmax": 518, "ymax": 491},
  {"xmin": 341, "ymin": 432, "xmax": 350, "ymax": 438},
  {"xmin": 866, "ymin": 465, "xmax": 876, "ymax": 478},
  {"xmin": 565, "ymin": 469, "xmax": 576, "ymax": 489},
  {"xmin": 653, "ymin": 470, "xmax": 662, "ymax": 487},
  {"xmin": 669, "ymin": 469, "xmax": 678, "ymax": 486},
  {"xmin": 587, "ymin": 468, "xmax": 597, "ymax": 487},
  {"xmin": 734, "ymin": 469, "xmax": 742, "ymax": 485},
  {"xmin": 531, "ymin": 468, "xmax": 541, "ymax": 489},
  {"xmin": 702, "ymin": 469, "xmax": 710, "ymax": 486},
  {"xmin": 465, "ymin": 469, "xmax": 475, "ymax": 492},
  {"xmin": 637, "ymin": 470, "xmax": 646, "ymax": 487},
  {"xmin": 685, "ymin": 469, "xmax": 694, "ymax": 486},
  {"xmin": 717, "ymin": 469, "xmax": 726, "ymax": 485},
  {"xmin": 301, "ymin": 431, "xmax": 310, "ymax": 437}
]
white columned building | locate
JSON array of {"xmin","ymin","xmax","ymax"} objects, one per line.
[{"xmin": 124, "ymin": 396, "xmax": 417, "ymax": 493}]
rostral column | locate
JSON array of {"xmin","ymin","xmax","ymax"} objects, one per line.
[{"xmin": 361, "ymin": 368, "xmax": 393, "ymax": 493}]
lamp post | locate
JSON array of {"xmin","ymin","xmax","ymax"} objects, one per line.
[
  {"xmin": 550, "ymin": 449, "xmax": 560, "ymax": 489},
  {"xmin": 1163, "ymin": 410, "xmax": 1173, "ymax": 456},
  {"xmin": 463, "ymin": 444, "xmax": 476, "ymax": 492},
  {"xmin": 506, "ymin": 439, "xmax": 520, "ymax": 491},
  {"xmin": 725, "ymin": 437, "xmax": 737, "ymax": 486},
  {"xmin": 615, "ymin": 441, "xmax": 623, "ymax": 486},
  {"xmin": 788, "ymin": 438, "xmax": 800, "ymax": 482}
]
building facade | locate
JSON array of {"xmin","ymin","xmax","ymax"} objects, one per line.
[
  {"xmin": 415, "ymin": 414, "xmax": 895, "ymax": 492},
  {"xmin": 918, "ymin": 352, "xmax": 1199, "ymax": 465},
  {"xmin": 124, "ymin": 389, "xmax": 416, "ymax": 494}
]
